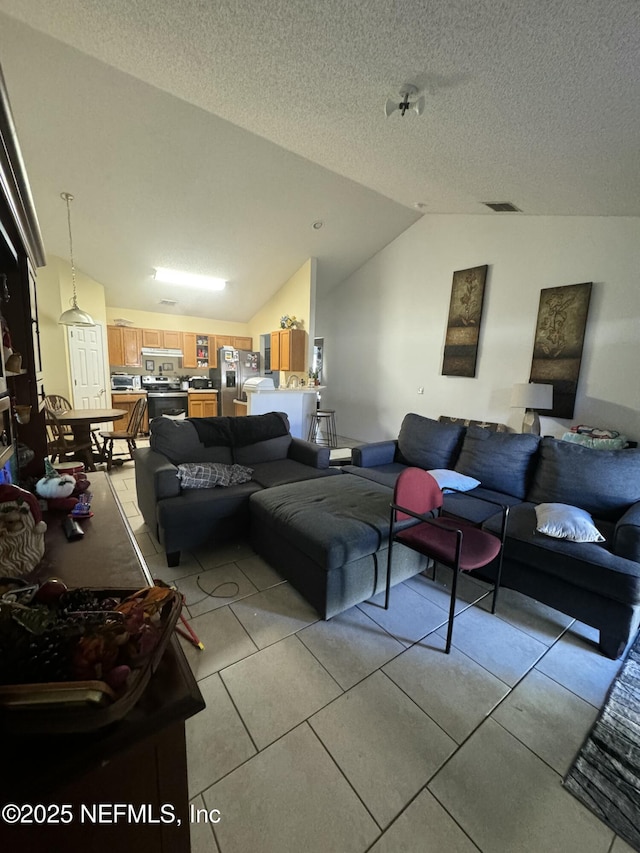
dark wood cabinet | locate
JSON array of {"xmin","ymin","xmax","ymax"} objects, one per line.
[
  {"xmin": 0, "ymin": 67, "xmax": 47, "ymax": 482},
  {"xmin": 0, "ymin": 474, "xmax": 204, "ymax": 853}
]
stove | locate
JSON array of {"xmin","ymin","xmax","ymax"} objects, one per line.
[
  {"xmin": 141, "ymin": 375, "xmax": 181, "ymax": 392},
  {"xmin": 141, "ymin": 376, "xmax": 188, "ymax": 419}
]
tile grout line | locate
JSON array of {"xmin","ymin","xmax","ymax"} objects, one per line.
[{"xmin": 304, "ymin": 721, "xmax": 385, "ymax": 836}]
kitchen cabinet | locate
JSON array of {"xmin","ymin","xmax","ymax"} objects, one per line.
[
  {"xmin": 107, "ymin": 325, "xmax": 142, "ymax": 367},
  {"xmin": 182, "ymin": 332, "xmax": 197, "ymax": 368},
  {"xmin": 188, "ymin": 391, "xmax": 218, "ymax": 418},
  {"xmin": 183, "ymin": 333, "xmax": 210, "ymax": 369},
  {"xmin": 163, "ymin": 329, "xmax": 182, "ymax": 349},
  {"xmin": 234, "ymin": 401, "xmax": 248, "ymax": 417},
  {"xmin": 141, "ymin": 328, "xmax": 162, "ymax": 348},
  {"xmin": 111, "ymin": 392, "xmax": 149, "ymax": 434},
  {"xmin": 233, "ymin": 335, "xmax": 253, "ymax": 350},
  {"xmin": 141, "ymin": 328, "xmax": 182, "ymax": 349},
  {"xmin": 209, "ymin": 335, "xmax": 232, "ymax": 369},
  {"xmin": 123, "ymin": 327, "xmax": 142, "ymax": 365},
  {"xmin": 271, "ymin": 329, "xmax": 306, "ymax": 372},
  {"xmin": 215, "ymin": 335, "xmax": 234, "ymax": 347}
]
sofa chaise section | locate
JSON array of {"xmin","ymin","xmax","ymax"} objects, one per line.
[{"xmin": 250, "ymin": 475, "xmax": 427, "ymax": 619}]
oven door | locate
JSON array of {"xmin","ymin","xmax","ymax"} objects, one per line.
[{"xmin": 147, "ymin": 392, "xmax": 189, "ymax": 420}]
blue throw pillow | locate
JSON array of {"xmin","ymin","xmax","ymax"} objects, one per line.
[
  {"xmin": 427, "ymin": 469, "xmax": 480, "ymax": 493},
  {"xmin": 454, "ymin": 426, "xmax": 540, "ymax": 499}
]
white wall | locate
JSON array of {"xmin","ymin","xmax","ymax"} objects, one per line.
[{"xmin": 316, "ymin": 214, "xmax": 640, "ymax": 443}]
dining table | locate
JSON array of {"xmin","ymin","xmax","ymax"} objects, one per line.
[{"xmin": 53, "ymin": 407, "xmax": 127, "ymax": 471}]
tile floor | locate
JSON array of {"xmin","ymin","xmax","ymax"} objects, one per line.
[{"xmin": 108, "ymin": 456, "xmax": 635, "ymax": 853}]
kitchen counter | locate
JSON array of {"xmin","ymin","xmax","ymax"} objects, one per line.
[
  {"xmin": 247, "ymin": 385, "xmax": 324, "ymax": 393},
  {"xmin": 187, "ymin": 388, "xmax": 218, "ymax": 394}
]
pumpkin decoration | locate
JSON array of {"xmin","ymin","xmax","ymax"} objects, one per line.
[
  {"xmin": 36, "ymin": 473, "xmax": 75, "ymax": 499},
  {"xmin": 36, "ymin": 458, "xmax": 76, "ymax": 503}
]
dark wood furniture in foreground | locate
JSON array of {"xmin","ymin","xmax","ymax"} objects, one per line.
[
  {"xmin": 0, "ymin": 64, "xmax": 47, "ymax": 481},
  {"xmin": 0, "ymin": 473, "xmax": 205, "ymax": 853}
]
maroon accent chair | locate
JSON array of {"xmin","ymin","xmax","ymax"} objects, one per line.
[{"xmin": 385, "ymin": 467, "xmax": 510, "ymax": 653}]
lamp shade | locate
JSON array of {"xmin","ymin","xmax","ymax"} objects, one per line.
[
  {"xmin": 58, "ymin": 304, "xmax": 96, "ymax": 327},
  {"xmin": 510, "ymin": 382, "xmax": 553, "ymax": 410}
]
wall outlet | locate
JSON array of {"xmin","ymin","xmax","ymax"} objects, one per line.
[{"xmin": 417, "ymin": 387, "xmax": 424, "ymax": 395}]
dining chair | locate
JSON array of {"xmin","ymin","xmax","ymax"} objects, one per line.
[
  {"xmin": 99, "ymin": 397, "xmax": 147, "ymax": 471},
  {"xmin": 385, "ymin": 467, "xmax": 510, "ymax": 653},
  {"xmin": 44, "ymin": 408, "xmax": 94, "ymax": 467},
  {"xmin": 44, "ymin": 394, "xmax": 102, "ymax": 457}
]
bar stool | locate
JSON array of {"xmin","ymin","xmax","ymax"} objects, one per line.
[{"xmin": 308, "ymin": 409, "xmax": 338, "ymax": 447}]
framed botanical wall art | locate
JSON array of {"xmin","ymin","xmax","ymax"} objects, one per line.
[
  {"xmin": 442, "ymin": 264, "xmax": 488, "ymax": 377},
  {"xmin": 529, "ymin": 282, "xmax": 592, "ymax": 418}
]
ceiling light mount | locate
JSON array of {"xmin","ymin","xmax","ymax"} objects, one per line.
[{"xmin": 385, "ymin": 85, "xmax": 425, "ymax": 118}]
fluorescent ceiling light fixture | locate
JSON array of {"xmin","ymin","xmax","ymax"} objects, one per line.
[{"xmin": 154, "ymin": 267, "xmax": 226, "ymax": 290}]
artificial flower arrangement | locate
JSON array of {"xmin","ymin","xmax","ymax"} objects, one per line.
[{"xmin": 280, "ymin": 314, "xmax": 301, "ymax": 330}]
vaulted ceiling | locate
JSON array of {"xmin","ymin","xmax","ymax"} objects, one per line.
[{"xmin": 0, "ymin": 1, "xmax": 638, "ymax": 321}]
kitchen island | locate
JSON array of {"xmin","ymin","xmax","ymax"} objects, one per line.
[{"xmin": 237, "ymin": 386, "xmax": 324, "ymax": 439}]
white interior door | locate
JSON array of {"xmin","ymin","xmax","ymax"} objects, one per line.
[{"xmin": 67, "ymin": 324, "xmax": 108, "ymax": 409}]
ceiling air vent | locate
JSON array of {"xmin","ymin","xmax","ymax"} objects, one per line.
[
  {"xmin": 159, "ymin": 298, "xmax": 177, "ymax": 306},
  {"xmin": 483, "ymin": 202, "xmax": 522, "ymax": 212}
]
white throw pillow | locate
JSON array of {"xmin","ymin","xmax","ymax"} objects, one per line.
[
  {"xmin": 535, "ymin": 503, "xmax": 605, "ymax": 543},
  {"xmin": 427, "ymin": 469, "xmax": 481, "ymax": 493}
]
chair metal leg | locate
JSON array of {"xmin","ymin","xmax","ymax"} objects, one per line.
[
  {"xmin": 385, "ymin": 536, "xmax": 394, "ymax": 610},
  {"xmin": 491, "ymin": 551, "xmax": 505, "ymax": 614},
  {"xmin": 445, "ymin": 565, "xmax": 461, "ymax": 654}
]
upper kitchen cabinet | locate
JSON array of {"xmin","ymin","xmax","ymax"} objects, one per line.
[
  {"xmin": 233, "ymin": 336, "xmax": 253, "ymax": 350},
  {"xmin": 214, "ymin": 334, "xmax": 233, "ymax": 348},
  {"xmin": 141, "ymin": 328, "xmax": 183, "ymax": 349},
  {"xmin": 107, "ymin": 325, "xmax": 141, "ymax": 366},
  {"xmin": 182, "ymin": 332, "xmax": 197, "ymax": 369},
  {"xmin": 209, "ymin": 336, "xmax": 253, "ymax": 368},
  {"xmin": 182, "ymin": 333, "xmax": 210, "ymax": 369},
  {"xmin": 271, "ymin": 329, "xmax": 306, "ymax": 372},
  {"xmin": 163, "ymin": 329, "xmax": 182, "ymax": 350}
]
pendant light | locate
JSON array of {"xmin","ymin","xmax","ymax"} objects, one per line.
[{"xmin": 58, "ymin": 191, "xmax": 95, "ymax": 327}]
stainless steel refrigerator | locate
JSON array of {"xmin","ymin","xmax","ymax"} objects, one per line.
[{"xmin": 209, "ymin": 347, "xmax": 261, "ymax": 416}]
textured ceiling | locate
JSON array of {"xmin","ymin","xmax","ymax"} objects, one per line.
[{"xmin": 0, "ymin": 0, "xmax": 638, "ymax": 321}]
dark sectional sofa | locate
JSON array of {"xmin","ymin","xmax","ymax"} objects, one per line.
[
  {"xmin": 135, "ymin": 409, "xmax": 640, "ymax": 659},
  {"xmin": 134, "ymin": 412, "xmax": 339, "ymax": 566},
  {"xmin": 343, "ymin": 413, "xmax": 640, "ymax": 658}
]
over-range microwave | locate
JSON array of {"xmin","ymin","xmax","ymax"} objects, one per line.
[{"xmin": 110, "ymin": 373, "xmax": 141, "ymax": 392}]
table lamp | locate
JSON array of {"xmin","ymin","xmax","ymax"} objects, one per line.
[{"xmin": 511, "ymin": 382, "xmax": 553, "ymax": 434}]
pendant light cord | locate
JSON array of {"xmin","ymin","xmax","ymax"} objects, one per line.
[{"xmin": 61, "ymin": 191, "xmax": 78, "ymax": 308}]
